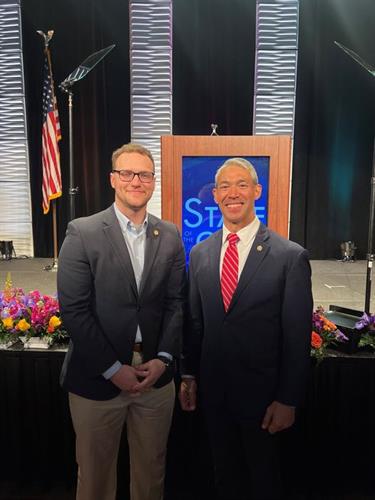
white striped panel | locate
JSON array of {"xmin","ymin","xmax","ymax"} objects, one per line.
[
  {"xmin": 131, "ymin": 94, "xmax": 172, "ymax": 135},
  {"xmin": 255, "ymin": 50, "xmax": 298, "ymax": 95},
  {"xmin": 0, "ymin": 0, "xmax": 33, "ymax": 256},
  {"xmin": 253, "ymin": 0, "xmax": 299, "ymax": 136},
  {"xmin": 0, "ymin": 4, "xmax": 21, "ymax": 51},
  {"xmin": 0, "ymin": 181, "xmax": 32, "ymax": 222},
  {"xmin": 257, "ymin": 2, "xmax": 298, "ymax": 50},
  {"xmin": 254, "ymin": 95, "xmax": 295, "ymax": 135},
  {"xmin": 0, "ymin": 97, "xmax": 26, "ymax": 137},
  {"xmin": 131, "ymin": 49, "xmax": 172, "ymax": 94},
  {"xmin": 0, "ymin": 52, "xmax": 23, "ymax": 94},
  {"xmin": 130, "ymin": 1, "xmax": 172, "ymax": 49},
  {"xmin": 0, "ymin": 139, "xmax": 29, "ymax": 180},
  {"xmin": 130, "ymin": 0, "xmax": 172, "ymax": 219}
]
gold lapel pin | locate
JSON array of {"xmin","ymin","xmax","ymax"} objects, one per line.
[
  {"xmin": 256, "ymin": 245, "xmax": 263, "ymax": 252},
  {"xmin": 153, "ymin": 229, "xmax": 159, "ymax": 237}
]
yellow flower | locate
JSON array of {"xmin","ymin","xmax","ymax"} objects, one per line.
[
  {"xmin": 48, "ymin": 316, "xmax": 61, "ymax": 332},
  {"xmin": 2, "ymin": 317, "xmax": 13, "ymax": 329},
  {"xmin": 16, "ymin": 318, "xmax": 31, "ymax": 332}
]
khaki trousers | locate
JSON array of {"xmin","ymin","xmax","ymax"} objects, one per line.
[{"xmin": 69, "ymin": 354, "xmax": 175, "ymax": 500}]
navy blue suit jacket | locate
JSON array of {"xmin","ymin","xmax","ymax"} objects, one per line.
[{"xmin": 183, "ymin": 223, "xmax": 313, "ymax": 420}]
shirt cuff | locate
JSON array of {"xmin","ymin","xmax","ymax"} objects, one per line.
[
  {"xmin": 157, "ymin": 351, "xmax": 173, "ymax": 361},
  {"xmin": 181, "ymin": 374, "xmax": 195, "ymax": 379},
  {"xmin": 103, "ymin": 361, "xmax": 122, "ymax": 380}
]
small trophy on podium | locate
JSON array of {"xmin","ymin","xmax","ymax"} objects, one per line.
[{"xmin": 210, "ymin": 124, "xmax": 219, "ymax": 136}]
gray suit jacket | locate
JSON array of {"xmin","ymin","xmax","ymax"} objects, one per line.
[
  {"xmin": 57, "ymin": 205, "xmax": 186, "ymax": 400},
  {"xmin": 184, "ymin": 223, "xmax": 313, "ymax": 420}
]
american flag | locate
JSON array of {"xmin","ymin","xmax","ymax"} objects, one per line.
[{"xmin": 42, "ymin": 49, "xmax": 62, "ymax": 214}]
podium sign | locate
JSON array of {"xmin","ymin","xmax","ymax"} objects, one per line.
[{"xmin": 182, "ymin": 155, "xmax": 269, "ymax": 259}]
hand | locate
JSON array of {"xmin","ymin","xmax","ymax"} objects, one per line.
[
  {"xmin": 261, "ymin": 401, "xmax": 295, "ymax": 434},
  {"xmin": 110, "ymin": 364, "xmax": 141, "ymax": 394},
  {"xmin": 179, "ymin": 378, "xmax": 197, "ymax": 411},
  {"xmin": 132, "ymin": 359, "xmax": 166, "ymax": 391}
]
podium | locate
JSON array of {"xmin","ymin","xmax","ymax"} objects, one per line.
[{"xmin": 161, "ymin": 135, "xmax": 292, "ymax": 258}]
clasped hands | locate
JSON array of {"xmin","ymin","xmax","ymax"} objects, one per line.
[{"xmin": 110, "ymin": 358, "xmax": 166, "ymax": 395}]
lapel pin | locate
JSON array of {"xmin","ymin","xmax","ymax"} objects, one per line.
[
  {"xmin": 256, "ymin": 245, "xmax": 263, "ymax": 252},
  {"xmin": 153, "ymin": 229, "xmax": 159, "ymax": 237}
]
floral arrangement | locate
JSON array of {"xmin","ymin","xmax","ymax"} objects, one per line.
[
  {"xmin": 355, "ymin": 313, "xmax": 375, "ymax": 350},
  {"xmin": 311, "ymin": 306, "xmax": 348, "ymax": 361},
  {"xmin": 0, "ymin": 274, "xmax": 67, "ymax": 347}
]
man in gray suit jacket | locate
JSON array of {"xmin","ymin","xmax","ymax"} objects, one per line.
[
  {"xmin": 179, "ymin": 158, "xmax": 313, "ymax": 500},
  {"xmin": 58, "ymin": 143, "xmax": 186, "ymax": 500}
]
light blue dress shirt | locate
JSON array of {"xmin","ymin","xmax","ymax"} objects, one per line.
[{"xmin": 103, "ymin": 203, "xmax": 172, "ymax": 380}]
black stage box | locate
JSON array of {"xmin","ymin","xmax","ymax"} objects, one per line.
[{"xmin": 325, "ymin": 305, "xmax": 364, "ymax": 354}]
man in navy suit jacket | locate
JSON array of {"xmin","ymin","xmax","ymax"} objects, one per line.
[{"xmin": 179, "ymin": 157, "xmax": 313, "ymax": 500}]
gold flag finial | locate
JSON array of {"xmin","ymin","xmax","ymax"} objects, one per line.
[{"xmin": 37, "ymin": 30, "xmax": 54, "ymax": 49}]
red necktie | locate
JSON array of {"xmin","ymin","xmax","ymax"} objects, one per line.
[{"xmin": 221, "ymin": 233, "xmax": 239, "ymax": 311}]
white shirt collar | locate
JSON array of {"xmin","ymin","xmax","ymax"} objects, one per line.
[
  {"xmin": 113, "ymin": 202, "xmax": 148, "ymax": 234},
  {"xmin": 222, "ymin": 217, "xmax": 260, "ymax": 246}
]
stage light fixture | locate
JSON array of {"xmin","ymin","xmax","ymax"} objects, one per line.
[{"xmin": 0, "ymin": 240, "xmax": 15, "ymax": 260}]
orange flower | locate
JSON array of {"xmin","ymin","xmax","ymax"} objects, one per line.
[
  {"xmin": 47, "ymin": 315, "xmax": 61, "ymax": 334},
  {"xmin": 311, "ymin": 331, "xmax": 323, "ymax": 349},
  {"xmin": 16, "ymin": 318, "xmax": 31, "ymax": 332},
  {"xmin": 322, "ymin": 318, "xmax": 337, "ymax": 331},
  {"xmin": 2, "ymin": 317, "xmax": 13, "ymax": 329}
]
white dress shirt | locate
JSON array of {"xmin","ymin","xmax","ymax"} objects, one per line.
[
  {"xmin": 114, "ymin": 202, "xmax": 148, "ymax": 344},
  {"xmin": 220, "ymin": 217, "xmax": 261, "ymax": 279}
]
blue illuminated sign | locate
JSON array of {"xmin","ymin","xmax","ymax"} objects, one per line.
[{"xmin": 182, "ymin": 156, "xmax": 269, "ymax": 260}]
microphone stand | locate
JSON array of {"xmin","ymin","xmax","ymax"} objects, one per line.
[
  {"xmin": 59, "ymin": 44, "xmax": 115, "ymax": 222},
  {"xmin": 59, "ymin": 83, "xmax": 78, "ymax": 221},
  {"xmin": 364, "ymin": 139, "xmax": 375, "ymax": 313}
]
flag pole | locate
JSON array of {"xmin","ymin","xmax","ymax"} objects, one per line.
[
  {"xmin": 45, "ymin": 200, "xmax": 59, "ymax": 271},
  {"xmin": 38, "ymin": 30, "xmax": 62, "ymax": 272}
]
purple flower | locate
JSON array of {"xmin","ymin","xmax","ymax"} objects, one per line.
[
  {"xmin": 1, "ymin": 307, "xmax": 10, "ymax": 319},
  {"xmin": 355, "ymin": 313, "xmax": 375, "ymax": 331},
  {"xmin": 334, "ymin": 328, "xmax": 348, "ymax": 342},
  {"xmin": 312, "ymin": 312, "xmax": 325, "ymax": 331}
]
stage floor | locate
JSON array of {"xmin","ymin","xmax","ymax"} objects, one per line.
[{"xmin": 0, "ymin": 257, "xmax": 372, "ymax": 313}]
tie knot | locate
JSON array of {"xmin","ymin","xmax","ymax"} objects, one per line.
[{"xmin": 227, "ymin": 233, "xmax": 239, "ymax": 246}]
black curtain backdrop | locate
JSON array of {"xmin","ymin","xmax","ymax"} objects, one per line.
[
  {"xmin": 292, "ymin": 0, "xmax": 375, "ymax": 258},
  {"xmin": 22, "ymin": 0, "xmax": 375, "ymax": 259},
  {"xmin": 22, "ymin": 0, "xmax": 130, "ymax": 257},
  {"xmin": 173, "ymin": 0, "xmax": 256, "ymax": 135}
]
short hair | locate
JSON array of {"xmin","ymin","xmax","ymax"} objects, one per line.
[
  {"xmin": 111, "ymin": 143, "xmax": 155, "ymax": 171},
  {"xmin": 214, "ymin": 157, "xmax": 259, "ymax": 186}
]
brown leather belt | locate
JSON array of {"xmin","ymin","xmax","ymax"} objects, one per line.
[{"xmin": 133, "ymin": 343, "xmax": 143, "ymax": 353}]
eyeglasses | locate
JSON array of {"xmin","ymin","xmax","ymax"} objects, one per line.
[{"xmin": 112, "ymin": 169, "xmax": 155, "ymax": 183}]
